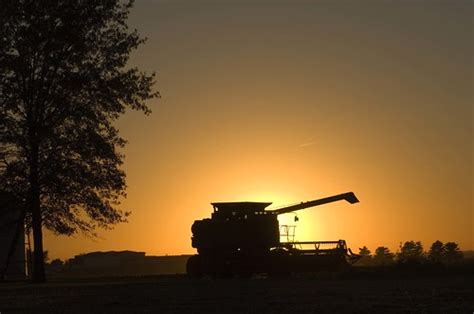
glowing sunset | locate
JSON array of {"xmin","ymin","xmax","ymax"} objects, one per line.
[
  {"xmin": 38, "ymin": 1, "xmax": 472, "ymax": 261},
  {"xmin": 1, "ymin": 1, "xmax": 472, "ymax": 312}
]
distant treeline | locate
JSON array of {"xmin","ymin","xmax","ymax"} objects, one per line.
[
  {"xmin": 355, "ymin": 240, "xmax": 466, "ymax": 267},
  {"xmin": 40, "ymin": 241, "xmax": 469, "ymax": 278}
]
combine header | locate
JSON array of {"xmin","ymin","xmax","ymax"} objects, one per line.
[{"xmin": 187, "ymin": 192, "xmax": 360, "ymax": 277}]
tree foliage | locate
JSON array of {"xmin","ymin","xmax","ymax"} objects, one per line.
[
  {"xmin": 427, "ymin": 240, "xmax": 463, "ymax": 265},
  {"xmin": 397, "ymin": 241, "xmax": 424, "ymax": 264},
  {"xmin": 359, "ymin": 246, "xmax": 371, "ymax": 257},
  {"xmin": 443, "ymin": 242, "xmax": 463, "ymax": 264},
  {"xmin": 357, "ymin": 245, "xmax": 372, "ymax": 266},
  {"xmin": 0, "ymin": 0, "xmax": 158, "ymax": 281},
  {"xmin": 373, "ymin": 246, "xmax": 394, "ymax": 266},
  {"xmin": 428, "ymin": 240, "xmax": 444, "ymax": 264},
  {"xmin": 356, "ymin": 246, "xmax": 372, "ymax": 266}
]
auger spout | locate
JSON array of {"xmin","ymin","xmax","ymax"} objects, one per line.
[{"xmin": 269, "ymin": 192, "xmax": 359, "ymax": 216}]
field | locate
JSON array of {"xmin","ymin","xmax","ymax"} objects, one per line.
[{"xmin": 1, "ymin": 270, "xmax": 473, "ymax": 314}]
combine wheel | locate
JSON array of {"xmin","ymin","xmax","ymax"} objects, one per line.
[{"xmin": 268, "ymin": 248, "xmax": 291, "ymax": 277}]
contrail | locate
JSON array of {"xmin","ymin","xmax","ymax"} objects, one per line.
[{"xmin": 299, "ymin": 141, "xmax": 317, "ymax": 148}]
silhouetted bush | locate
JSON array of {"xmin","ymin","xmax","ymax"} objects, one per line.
[
  {"xmin": 428, "ymin": 240, "xmax": 444, "ymax": 264},
  {"xmin": 373, "ymin": 246, "xmax": 394, "ymax": 266},
  {"xmin": 396, "ymin": 241, "xmax": 426, "ymax": 266},
  {"xmin": 355, "ymin": 246, "xmax": 372, "ymax": 266},
  {"xmin": 45, "ymin": 258, "xmax": 65, "ymax": 276},
  {"xmin": 443, "ymin": 242, "xmax": 463, "ymax": 264}
]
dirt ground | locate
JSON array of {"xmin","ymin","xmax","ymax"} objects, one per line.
[{"xmin": 1, "ymin": 273, "xmax": 472, "ymax": 313}]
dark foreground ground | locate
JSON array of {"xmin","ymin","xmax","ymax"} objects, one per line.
[{"xmin": 1, "ymin": 271, "xmax": 473, "ymax": 314}]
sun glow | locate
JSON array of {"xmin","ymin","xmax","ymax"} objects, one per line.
[{"xmin": 42, "ymin": 1, "xmax": 473, "ymax": 261}]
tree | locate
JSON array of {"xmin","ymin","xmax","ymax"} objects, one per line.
[
  {"xmin": 49, "ymin": 258, "xmax": 64, "ymax": 268},
  {"xmin": 357, "ymin": 246, "xmax": 372, "ymax": 266},
  {"xmin": 0, "ymin": 0, "xmax": 158, "ymax": 282},
  {"xmin": 443, "ymin": 242, "xmax": 463, "ymax": 264},
  {"xmin": 428, "ymin": 240, "xmax": 444, "ymax": 264},
  {"xmin": 46, "ymin": 258, "xmax": 64, "ymax": 276},
  {"xmin": 373, "ymin": 246, "xmax": 394, "ymax": 266},
  {"xmin": 397, "ymin": 241, "xmax": 425, "ymax": 264},
  {"xmin": 359, "ymin": 246, "xmax": 371, "ymax": 257}
]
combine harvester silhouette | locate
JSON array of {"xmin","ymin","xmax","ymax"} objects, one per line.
[{"xmin": 187, "ymin": 192, "xmax": 360, "ymax": 277}]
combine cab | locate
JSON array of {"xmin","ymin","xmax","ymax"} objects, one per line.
[{"xmin": 187, "ymin": 192, "xmax": 360, "ymax": 277}]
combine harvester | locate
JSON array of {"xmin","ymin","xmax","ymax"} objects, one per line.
[{"xmin": 187, "ymin": 192, "xmax": 360, "ymax": 277}]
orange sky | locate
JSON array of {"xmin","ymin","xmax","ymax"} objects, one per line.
[{"xmin": 45, "ymin": 0, "xmax": 473, "ymax": 260}]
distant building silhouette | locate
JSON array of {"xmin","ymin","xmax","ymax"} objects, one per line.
[
  {"xmin": 71, "ymin": 251, "xmax": 145, "ymax": 268},
  {"xmin": 56, "ymin": 251, "xmax": 191, "ymax": 277}
]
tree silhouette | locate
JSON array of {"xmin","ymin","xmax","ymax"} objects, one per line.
[
  {"xmin": 443, "ymin": 242, "xmax": 463, "ymax": 264},
  {"xmin": 397, "ymin": 241, "xmax": 424, "ymax": 264},
  {"xmin": 373, "ymin": 246, "xmax": 394, "ymax": 266},
  {"xmin": 428, "ymin": 240, "xmax": 444, "ymax": 264},
  {"xmin": 357, "ymin": 246, "xmax": 372, "ymax": 266},
  {"xmin": 0, "ymin": 1, "xmax": 158, "ymax": 282}
]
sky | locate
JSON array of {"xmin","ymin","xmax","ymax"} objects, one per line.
[{"xmin": 45, "ymin": 0, "xmax": 473, "ymax": 260}]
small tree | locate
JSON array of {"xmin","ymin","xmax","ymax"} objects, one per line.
[
  {"xmin": 46, "ymin": 258, "xmax": 64, "ymax": 275},
  {"xmin": 397, "ymin": 241, "xmax": 425, "ymax": 264},
  {"xmin": 357, "ymin": 246, "xmax": 372, "ymax": 266},
  {"xmin": 373, "ymin": 246, "xmax": 394, "ymax": 266},
  {"xmin": 359, "ymin": 246, "xmax": 371, "ymax": 257},
  {"xmin": 49, "ymin": 258, "xmax": 64, "ymax": 268},
  {"xmin": 443, "ymin": 242, "xmax": 463, "ymax": 264},
  {"xmin": 428, "ymin": 240, "xmax": 444, "ymax": 264}
]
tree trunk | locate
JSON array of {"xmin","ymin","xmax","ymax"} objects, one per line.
[{"xmin": 29, "ymin": 141, "xmax": 45, "ymax": 283}]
